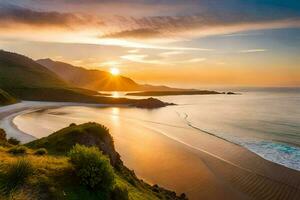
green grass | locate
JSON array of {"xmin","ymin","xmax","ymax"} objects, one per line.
[
  {"xmin": 27, "ymin": 123, "xmax": 112, "ymax": 154},
  {"xmin": 0, "ymin": 159, "xmax": 34, "ymax": 196},
  {"xmin": 0, "ymin": 123, "xmax": 187, "ymax": 200},
  {"xmin": 0, "ymin": 146, "xmax": 177, "ymax": 200},
  {"xmin": 8, "ymin": 146, "xmax": 28, "ymax": 155},
  {"xmin": 34, "ymin": 148, "xmax": 48, "ymax": 156}
]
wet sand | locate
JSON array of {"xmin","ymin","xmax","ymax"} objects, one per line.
[{"xmin": 3, "ymin": 105, "xmax": 300, "ymax": 199}]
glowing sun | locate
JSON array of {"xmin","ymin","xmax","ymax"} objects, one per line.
[{"xmin": 110, "ymin": 67, "xmax": 120, "ymax": 76}]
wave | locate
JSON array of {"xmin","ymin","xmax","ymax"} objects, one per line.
[{"xmin": 180, "ymin": 112, "xmax": 300, "ymax": 171}]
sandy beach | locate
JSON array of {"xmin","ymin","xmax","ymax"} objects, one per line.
[
  {"xmin": 1, "ymin": 103, "xmax": 300, "ymax": 200},
  {"xmin": 0, "ymin": 101, "xmax": 114, "ymax": 143}
]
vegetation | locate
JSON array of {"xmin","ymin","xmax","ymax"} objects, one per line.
[
  {"xmin": 0, "ymin": 89, "xmax": 17, "ymax": 106},
  {"xmin": 111, "ymin": 185, "xmax": 129, "ymax": 200},
  {"xmin": 26, "ymin": 123, "xmax": 120, "ymax": 164},
  {"xmin": 8, "ymin": 146, "xmax": 28, "ymax": 155},
  {"xmin": 8, "ymin": 137, "xmax": 20, "ymax": 145},
  {"xmin": 69, "ymin": 144, "xmax": 115, "ymax": 191},
  {"xmin": 34, "ymin": 148, "xmax": 48, "ymax": 156},
  {"xmin": 7, "ymin": 122, "xmax": 188, "ymax": 200},
  {"xmin": 132, "ymin": 97, "xmax": 175, "ymax": 108},
  {"xmin": 0, "ymin": 128, "xmax": 7, "ymax": 142},
  {"xmin": 0, "ymin": 159, "xmax": 34, "ymax": 197},
  {"xmin": 0, "ymin": 50, "xmax": 67, "ymax": 89}
]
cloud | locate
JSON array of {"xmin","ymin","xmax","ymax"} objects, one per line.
[
  {"xmin": 120, "ymin": 53, "xmax": 206, "ymax": 65},
  {"xmin": 172, "ymin": 58, "xmax": 206, "ymax": 64},
  {"xmin": 99, "ymin": 60, "xmax": 122, "ymax": 67},
  {"xmin": 121, "ymin": 54, "xmax": 166, "ymax": 65},
  {"xmin": 159, "ymin": 51, "xmax": 185, "ymax": 57},
  {"xmin": 240, "ymin": 49, "xmax": 267, "ymax": 53},
  {"xmin": 0, "ymin": 2, "xmax": 300, "ymax": 50},
  {"xmin": 103, "ymin": 28, "xmax": 162, "ymax": 39},
  {"xmin": 128, "ymin": 49, "xmax": 140, "ymax": 53},
  {"xmin": 0, "ymin": 4, "xmax": 101, "ymax": 29},
  {"xmin": 99, "ymin": 17, "xmax": 300, "ymax": 41},
  {"xmin": 185, "ymin": 58, "xmax": 206, "ymax": 63}
]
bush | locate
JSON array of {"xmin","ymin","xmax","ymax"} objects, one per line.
[
  {"xmin": 69, "ymin": 123, "xmax": 77, "ymax": 127},
  {"xmin": 111, "ymin": 185, "xmax": 129, "ymax": 200},
  {"xmin": 8, "ymin": 146, "xmax": 28, "ymax": 155},
  {"xmin": 8, "ymin": 137, "xmax": 20, "ymax": 145},
  {"xmin": 0, "ymin": 128, "xmax": 6, "ymax": 141},
  {"xmin": 0, "ymin": 159, "xmax": 34, "ymax": 195},
  {"xmin": 34, "ymin": 148, "xmax": 48, "ymax": 155},
  {"xmin": 69, "ymin": 144, "xmax": 115, "ymax": 191}
]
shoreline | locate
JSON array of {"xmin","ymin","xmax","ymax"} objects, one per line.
[
  {"xmin": 1, "ymin": 102, "xmax": 300, "ymax": 199},
  {"xmin": 0, "ymin": 101, "xmax": 129, "ymax": 143}
]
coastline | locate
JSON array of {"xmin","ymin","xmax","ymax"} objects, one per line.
[
  {"xmin": 1, "ymin": 102, "xmax": 300, "ymax": 199},
  {"xmin": 0, "ymin": 101, "xmax": 127, "ymax": 143}
]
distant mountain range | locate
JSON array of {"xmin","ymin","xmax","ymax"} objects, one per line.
[
  {"xmin": 0, "ymin": 50, "xmax": 173, "ymax": 107},
  {"xmin": 37, "ymin": 58, "xmax": 183, "ymax": 91}
]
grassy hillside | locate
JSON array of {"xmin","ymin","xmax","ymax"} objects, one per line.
[
  {"xmin": 0, "ymin": 89, "xmax": 17, "ymax": 105},
  {"xmin": 0, "ymin": 50, "xmax": 67, "ymax": 89},
  {"xmin": 0, "ymin": 123, "xmax": 187, "ymax": 200}
]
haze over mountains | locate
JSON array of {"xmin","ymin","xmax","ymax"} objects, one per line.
[{"xmin": 37, "ymin": 59, "xmax": 180, "ymax": 92}]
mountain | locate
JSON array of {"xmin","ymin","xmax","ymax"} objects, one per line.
[
  {"xmin": 0, "ymin": 50, "xmax": 93, "ymax": 101},
  {"xmin": 0, "ymin": 50, "xmax": 67, "ymax": 89},
  {"xmin": 37, "ymin": 59, "xmax": 140, "ymax": 91},
  {"xmin": 37, "ymin": 59, "xmax": 183, "ymax": 91},
  {"xmin": 0, "ymin": 50, "xmax": 171, "ymax": 107}
]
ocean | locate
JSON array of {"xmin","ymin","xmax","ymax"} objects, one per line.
[{"xmin": 13, "ymin": 88, "xmax": 300, "ymax": 171}]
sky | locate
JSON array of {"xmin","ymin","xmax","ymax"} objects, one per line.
[{"xmin": 0, "ymin": 0, "xmax": 300, "ymax": 88}]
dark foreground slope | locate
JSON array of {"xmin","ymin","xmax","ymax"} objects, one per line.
[{"xmin": 0, "ymin": 123, "xmax": 187, "ymax": 200}]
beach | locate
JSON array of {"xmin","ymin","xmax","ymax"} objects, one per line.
[{"xmin": 1, "ymin": 97, "xmax": 300, "ymax": 199}]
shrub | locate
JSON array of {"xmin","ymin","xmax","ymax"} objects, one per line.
[
  {"xmin": 0, "ymin": 128, "xmax": 6, "ymax": 141},
  {"xmin": 8, "ymin": 137, "xmax": 20, "ymax": 145},
  {"xmin": 8, "ymin": 146, "xmax": 28, "ymax": 155},
  {"xmin": 34, "ymin": 148, "xmax": 48, "ymax": 155},
  {"xmin": 111, "ymin": 185, "xmax": 129, "ymax": 200},
  {"xmin": 69, "ymin": 144, "xmax": 115, "ymax": 191},
  {"xmin": 69, "ymin": 123, "xmax": 77, "ymax": 127},
  {"xmin": 0, "ymin": 159, "xmax": 34, "ymax": 195}
]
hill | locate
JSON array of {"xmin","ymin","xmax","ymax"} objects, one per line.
[
  {"xmin": 0, "ymin": 89, "xmax": 17, "ymax": 105},
  {"xmin": 0, "ymin": 122, "xmax": 189, "ymax": 200},
  {"xmin": 0, "ymin": 50, "xmax": 67, "ymax": 89},
  {"xmin": 37, "ymin": 59, "xmax": 183, "ymax": 92},
  {"xmin": 0, "ymin": 50, "xmax": 170, "ymax": 108}
]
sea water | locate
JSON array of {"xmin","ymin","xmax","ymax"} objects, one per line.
[{"xmin": 13, "ymin": 88, "xmax": 300, "ymax": 171}]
